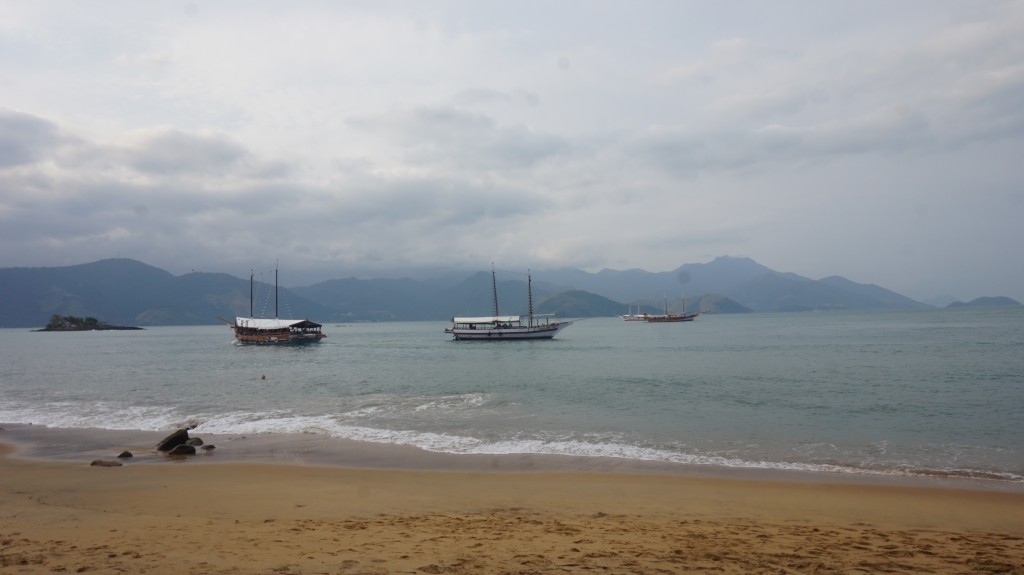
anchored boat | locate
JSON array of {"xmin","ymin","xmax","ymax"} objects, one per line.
[
  {"xmin": 645, "ymin": 296, "xmax": 699, "ymax": 323},
  {"xmin": 445, "ymin": 267, "xmax": 573, "ymax": 341},
  {"xmin": 222, "ymin": 267, "xmax": 326, "ymax": 345},
  {"xmin": 620, "ymin": 301, "xmax": 649, "ymax": 321}
]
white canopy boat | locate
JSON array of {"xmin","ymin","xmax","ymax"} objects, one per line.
[
  {"xmin": 445, "ymin": 268, "xmax": 573, "ymax": 341},
  {"xmin": 222, "ymin": 267, "xmax": 326, "ymax": 345}
]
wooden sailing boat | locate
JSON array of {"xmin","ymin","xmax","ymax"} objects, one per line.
[
  {"xmin": 645, "ymin": 295, "xmax": 700, "ymax": 323},
  {"xmin": 223, "ymin": 266, "xmax": 326, "ymax": 344}
]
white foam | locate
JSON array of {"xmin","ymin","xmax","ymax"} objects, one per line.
[
  {"xmin": 183, "ymin": 412, "xmax": 888, "ymax": 475},
  {"xmin": 0, "ymin": 401, "xmax": 183, "ymax": 431},
  {"xmin": 4, "ymin": 401, "xmax": 1021, "ymax": 482}
]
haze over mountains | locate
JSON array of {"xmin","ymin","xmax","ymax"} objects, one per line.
[{"xmin": 0, "ymin": 256, "xmax": 1012, "ymax": 328}]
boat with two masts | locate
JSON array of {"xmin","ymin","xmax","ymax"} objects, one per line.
[
  {"xmin": 223, "ymin": 267, "xmax": 326, "ymax": 345},
  {"xmin": 445, "ymin": 268, "xmax": 573, "ymax": 340},
  {"xmin": 620, "ymin": 301, "xmax": 649, "ymax": 321},
  {"xmin": 645, "ymin": 296, "xmax": 700, "ymax": 323}
]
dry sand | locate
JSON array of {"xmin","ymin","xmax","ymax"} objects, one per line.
[{"xmin": 2, "ymin": 440, "xmax": 1023, "ymax": 574}]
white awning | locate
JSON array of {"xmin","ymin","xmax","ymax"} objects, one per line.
[
  {"xmin": 235, "ymin": 317, "xmax": 308, "ymax": 329},
  {"xmin": 451, "ymin": 316, "xmax": 520, "ymax": 324}
]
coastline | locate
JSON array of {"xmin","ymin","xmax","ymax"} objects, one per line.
[
  {"xmin": 2, "ymin": 430, "xmax": 1024, "ymax": 574},
  {"xmin": 3, "ymin": 422, "xmax": 1023, "ymax": 492}
]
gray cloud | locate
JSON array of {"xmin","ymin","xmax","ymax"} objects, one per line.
[
  {"xmin": 0, "ymin": 108, "xmax": 63, "ymax": 167},
  {"xmin": 117, "ymin": 128, "xmax": 250, "ymax": 175},
  {"xmin": 349, "ymin": 105, "xmax": 570, "ymax": 171}
]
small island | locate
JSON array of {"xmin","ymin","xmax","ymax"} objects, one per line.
[
  {"xmin": 34, "ymin": 314, "xmax": 143, "ymax": 331},
  {"xmin": 946, "ymin": 296, "xmax": 1022, "ymax": 308}
]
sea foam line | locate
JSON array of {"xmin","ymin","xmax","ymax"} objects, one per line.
[
  {"xmin": 4, "ymin": 403, "xmax": 1021, "ymax": 483},
  {"xmin": 185, "ymin": 413, "xmax": 1024, "ymax": 482}
]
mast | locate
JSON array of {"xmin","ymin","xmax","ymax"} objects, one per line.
[
  {"xmin": 274, "ymin": 263, "xmax": 279, "ymax": 319},
  {"xmin": 491, "ymin": 263, "xmax": 500, "ymax": 317},
  {"xmin": 249, "ymin": 270, "xmax": 254, "ymax": 318},
  {"xmin": 527, "ymin": 271, "xmax": 534, "ymax": 327}
]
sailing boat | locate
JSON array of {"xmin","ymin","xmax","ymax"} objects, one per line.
[
  {"xmin": 645, "ymin": 295, "xmax": 700, "ymax": 323},
  {"xmin": 620, "ymin": 301, "xmax": 648, "ymax": 321},
  {"xmin": 445, "ymin": 267, "xmax": 573, "ymax": 340},
  {"xmin": 222, "ymin": 266, "xmax": 326, "ymax": 344}
]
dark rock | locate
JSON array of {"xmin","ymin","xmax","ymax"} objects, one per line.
[
  {"xmin": 90, "ymin": 459, "xmax": 123, "ymax": 467},
  {"xmin": 185, "ymin": 437, "xmax": 204, "ymax": 446},
  {"xmin": 117, "ymin": 451, "xmax": 133, "ymax": 458},
  {"xmin": 201, "ymin": 444, "xmax": 216, "ymax": 451},
  {"xmin": 155, "ymin": 428, "xmax": 190, "ymax": 452},
  {"xmin": 166, "ymin": 444, "xmax": 196, "ymax": 456}
]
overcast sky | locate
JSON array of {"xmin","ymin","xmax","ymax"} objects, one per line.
[{"xmin": 1, "ymin": 1, "xmax": 1022, "ymax": 301}]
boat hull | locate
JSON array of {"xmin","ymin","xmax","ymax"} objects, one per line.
[
  {"xmin": 234, "ymin": 333, "xmax": 326, "ymax": 345},
  {"xmin": 446, "ymin": 321, "xmax": 572, "ymax": 341},
  {"xmin": 646, "ymin": 313, "xmax": 699, "ymax": 322}
]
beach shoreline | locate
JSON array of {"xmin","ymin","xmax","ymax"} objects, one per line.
[
  {"xmin": 3, "ymin": 422, "xmax": 1023, "ymax": 493},
  {"xmin": 2, "ymin": 431, "xmax": 1024, "ymax": 574}
]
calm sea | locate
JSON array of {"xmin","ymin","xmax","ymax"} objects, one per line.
[{"xmin": 2, "ymin": 307, "xmax": 1022, "ymax": 483}]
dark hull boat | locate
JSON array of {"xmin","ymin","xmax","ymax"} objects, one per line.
[{"xmin": 223, "ymin": 267, "xmax": 325, "ymax": 345}]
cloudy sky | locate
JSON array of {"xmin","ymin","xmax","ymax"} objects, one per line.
[{"xmin": 1, "ymin": 1, "xmax": 1022, "ymax": 301}]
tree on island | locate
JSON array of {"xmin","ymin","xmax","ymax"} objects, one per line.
[
  {"xmin": 39, "ymin": 315, "xmax": 142, "ymax": 331},
  {"xmin": 45, "ymin": 315, "xmax": 103, "ymax": 330}
]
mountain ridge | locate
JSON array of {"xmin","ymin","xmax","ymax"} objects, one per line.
[{"xmin": 0, "ymin": 256, "xmax": 952, "ymax": 328}]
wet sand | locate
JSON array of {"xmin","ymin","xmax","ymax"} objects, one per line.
[{"xmin": 1, "ymin": 427, "xmax": 1023, "ymax": 574}]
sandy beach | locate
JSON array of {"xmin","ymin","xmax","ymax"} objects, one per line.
[{"xmin": 2, "ymin": 431, "xmax": 1023, "ymax": 575}]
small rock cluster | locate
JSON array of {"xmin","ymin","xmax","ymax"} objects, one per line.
[
  {"xmin": 89, "ymin": 428, "xmax": 215, "ymax": 467},
  {"xmin": 154, "ymin": 428, "xmax": 215, "ymax": 456}
]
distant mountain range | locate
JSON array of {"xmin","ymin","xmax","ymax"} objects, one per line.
[
  {"xmin": 1, "ymin": 256, "xmax": 1014, "ymax": 328},
  {"xmin": 946, "ymin": 296, "xmax": 1022, "ymax": 308}
]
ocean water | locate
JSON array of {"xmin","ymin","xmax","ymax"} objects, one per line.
[{"xmin": 2, "ymin": 307, "xmax": 1022, "ymax": 483}]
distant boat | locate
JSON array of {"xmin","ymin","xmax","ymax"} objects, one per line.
[
  {"xmin": 645, "ymin": 296, "xmax": 700, "ymax": 323},
  {"xmin": 445, "ymin": 267, "xmax": 573, "ymax": 341},
  {"xmin": 221, "ymin": 267, "xmax": 326, "ymax": 345},
  {"xmin": 620, "ymin": 301, "xmax": 648, "ymax": 321}
]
